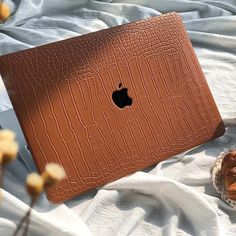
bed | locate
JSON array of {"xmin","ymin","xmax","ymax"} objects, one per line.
[{"xmin": 0, "ymin": 0, "xmax": 236, "ymax": 235}]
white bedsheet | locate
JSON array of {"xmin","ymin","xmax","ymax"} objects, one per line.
[{"xmin": 0, "ymin": 0, "xmax": 236, "ymax": 235}]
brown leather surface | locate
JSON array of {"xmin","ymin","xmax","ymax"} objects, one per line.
[{"xmin": 0, "ymin": 12, "xmax": 225, "ymax": 203}]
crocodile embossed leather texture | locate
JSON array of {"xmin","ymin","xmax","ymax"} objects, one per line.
[{"xmin": 0, "ymin": 13, "xmax": 225, "ymax": 203}]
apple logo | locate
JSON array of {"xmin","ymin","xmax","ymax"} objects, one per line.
[{"xmin": 112, "ymin": 83, "xmax": 132, "ymax": 108}]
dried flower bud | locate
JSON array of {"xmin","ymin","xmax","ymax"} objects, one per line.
[
  {"xmin": 42, "ymin": 163, "xmax": 66, "ymax": 187},
  {"xmin": 26, "ymin": 173, "xmax": 44, "ymax": 198},
  {"xmin": 0, "ymin": 140, "xmax": 19, "ymax": 164},
  {"xmin": 0, "ymin": 2, "xmax": 10, "ymax": 22},
  {"xmin": 0, "ymin": 130, "xmax": 16, "ymax": 142},
  {"xmin": 0, "ymin": 151, "xmax": 3, "ymax": 164}
]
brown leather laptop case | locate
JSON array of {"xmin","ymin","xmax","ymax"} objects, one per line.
[{"xmin": 0, "ymin": 12, "xmax": 225, "ymax": 203}]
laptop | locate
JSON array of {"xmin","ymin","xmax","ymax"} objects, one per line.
[{"xmin": 0, "ymin": 12, "xmax": 225, "ymax": 203}]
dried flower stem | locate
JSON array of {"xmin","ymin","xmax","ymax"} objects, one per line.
[
  {"xmin": 22, "ymin": 210, "xmax": 31, "ymax": 236},
  {"xmin": 0, "ymin": 164, "xmax": 4, "ymax": 189},
  {"xmin": 0, "ymin": 0, "xmax": 3, "ymax": 13},
  {"xmin": 0, "ymin": 164, "xmax": 3, "ymax": 203},
  {"xmin": 12, "ymin": 198, "xmax": 36, "ymax": 236}
]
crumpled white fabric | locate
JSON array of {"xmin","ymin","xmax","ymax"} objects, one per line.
[{"xmin": 0, "ymin": 0, "xmax": 236, "ymax": 235}]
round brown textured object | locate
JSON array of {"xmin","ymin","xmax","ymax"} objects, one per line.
[
  {"xmin": 0, "ymin": 3, "xmax": 10, "ymax": 22},
  {"xmin": 224, "ymin": 151, "xmax": 236, "ymax": 161},
  {"xmin": 227, "ymin": 182, "xmax": 236, "ymax": 200},
  {"xmin": 222, "ymin": 151, "xmax": 236, "ymax": 200},
  {"xmin": 222, "ymin": 151, "xmax": 236, "ymax": 174},
  {"xmin": 229, "ymin": 167, "xmax": 236, "ymax": 176}
]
